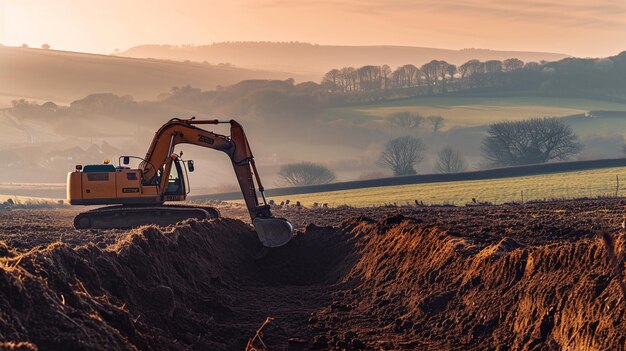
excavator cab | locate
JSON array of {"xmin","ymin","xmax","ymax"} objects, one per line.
[{"xmin": 119, "ymin": 154, "xmax": 192, "ymax": 198}]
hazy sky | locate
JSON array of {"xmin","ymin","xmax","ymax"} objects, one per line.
[{"xmin": 1, "ymin": 0, "xmax": 624, "ymax": 57}]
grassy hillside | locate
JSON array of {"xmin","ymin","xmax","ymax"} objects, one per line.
[
  {"xmin": 321, "ymin": 95, "xmax": 626, "ymax": 129},
  {"xmin": 260, "ymin": 166, "xmax": 626, "ymax": 207},
  {"xmin": 0, "ymin": 46, "xmax": 310, "ymax": 106},
  {"xmin": 121, "ymin": 42, "xmax": 569, "ymax": 75}
]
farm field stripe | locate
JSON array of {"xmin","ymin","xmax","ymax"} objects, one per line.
[{"xmin": 194, "ymin": 158, "xmax": 626, "ymax": 202}]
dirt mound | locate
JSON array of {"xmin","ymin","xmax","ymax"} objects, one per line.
[
  {"xmin": 0, "ymin": 219, "xmax": 266, "ymax": 350},
  {"xmin": 0, "ymin": 213, "xmax": 624, "ymax": 350},
  {"xmin": 309, "ymin": 216, "xmax": 626, "ymax": 350}
]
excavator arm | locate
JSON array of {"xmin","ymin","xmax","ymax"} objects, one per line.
[{"xmin": 141, "ymin": 117, "xmax": 293, "ymax": 247}]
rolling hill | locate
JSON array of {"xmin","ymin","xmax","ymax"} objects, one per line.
[
  {"xmin": 320, "ymin": 95, "xmax": 626, "ymax": 129},
  {"xmin": 0, "ymin": 46, "xmax": 311, "ymax": 107},
  {"xmin": 120, "ymin": 42, "xmax": 570, "ymax": 75}
]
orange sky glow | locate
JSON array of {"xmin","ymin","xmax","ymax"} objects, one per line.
[{"xmin": 0, "ymin": 0, "xmax": 624, "ymax": 57}]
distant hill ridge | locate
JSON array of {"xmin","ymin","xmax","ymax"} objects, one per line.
[
  {"xmin": 0, "ymin": 46, "xmax": 311, "ymax": 105},
  {"xmin": 121, "ymin": 42, "xmax": 570, "ymax": 75}
]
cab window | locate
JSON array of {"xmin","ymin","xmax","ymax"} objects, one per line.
[{"xmin": 164, "ymin": 159, "xmax": 184, "ymax": 195}]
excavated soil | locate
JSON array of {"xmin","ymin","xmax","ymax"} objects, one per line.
[{"xmin": 0, "ymin": 199, "xmax": 625, "ymax": 350}]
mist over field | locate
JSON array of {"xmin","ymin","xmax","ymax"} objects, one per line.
[
  {"xmin": 1, "ymin": 43, "xmax": 626, "ymax": 193},
  {"xmin": 1, "ymin": 0, "xmax": 626, "ymax": 195}
]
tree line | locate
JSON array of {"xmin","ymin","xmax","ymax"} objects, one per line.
[
  {"xmin": 321, "ymin": 58, "xmax": 529, "ymax": 94},
  {"xmin": 320, "ymin": 51, "xmax": 626, "ymax": 101}
]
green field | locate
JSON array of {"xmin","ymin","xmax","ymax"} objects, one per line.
[
  {"xmin": 260, "ymin": 166, "xmax": 626, "ymax": 207},
  {"xmin": 321, "ymin": 96, "xmax": 626, "ymax": 129}
]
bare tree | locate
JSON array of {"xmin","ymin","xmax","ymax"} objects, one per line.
[
  {"xmin": 459, "ymin": 59, "xmax": 484, "ymax": 87},
  {"xmin": 460, "ymin": 59, "xmax": 484, "ymax": 76},
  {"xmin": 321, "ymin": 69, "xmax": 341, "ymax": 92},
  {"xmin": 395, "ymin": 64, "xmax": 419, "ymax": 87},
  {"xmin": 387, "ymin": 111, "xmax": 423, "ymax": 129},
  {"xmin": 426, "ymin": 115, "xmax": 444, "ymax": 134},
  {"xmin": 339, "ymin": 67, "xmax": 357, "ymax": 92},
  {"xmin": 278, "ymin": 162, "xmax": 336, "ymax": 186},
  {"xmin": 434, "ymin": 60, "xmax": 451, "ymax": 92},
  {"xmin": 41, "ymin": 43, "xmax": 51, "ymax": 50},
  {"xmin": 435, "ymin": 146, "xmax": 466, "ymax": 173},
  {"xmin": 378, "ymin": 136, "xmax": 427, "ymax": 176},
  {"xmin": 484, "ymin": 60, "xmax": 503, "ymax": 73},
  {"xmin": 503, "ymin": 58, "xmax": 524, "ymax": 72},
  {"xmin": 447, "ymin": 64, "xmax": 457, "ymax": 79},
  {"xmin": 380, "ymin": 64, "xmax": 391, "ymax": 89},
  {"xmin": 458, "ymin": 62, "xmax": 470, "ymax": 79},
  {"xmin": 482, "ymin": 118, "xmax": 582, "ymax": 166},
  {"xmin": 390, "ymin": 69, "xmax": 401, "ymax": 88},
  {"xmin": 357, "ymin": 65, "xmax": 382, "ymax": 91},
  {"xmin": 446, "ymin": 64, "xmax": 457, "ymax": 92},
  {"xmin": 421, "ymin": 61, "xmax": 439, "ymax": 91}
]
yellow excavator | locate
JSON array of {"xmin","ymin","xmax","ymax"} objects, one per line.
[{"xmin": 67, "ymin": 117, "xmax": 293, "ymax": 247}]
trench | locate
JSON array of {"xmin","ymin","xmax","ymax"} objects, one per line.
[
  {"xmin": 0, "ymin": 218, "xmax": 361, "ymax": 351},
  {"xmin": 0, "ymin": 215, "xmax": 625, "ymax": 350}
]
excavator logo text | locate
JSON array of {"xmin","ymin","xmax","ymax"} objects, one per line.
[{"xmin": 198, "ymin": 136, "xmax": 214, "ymax": 145}]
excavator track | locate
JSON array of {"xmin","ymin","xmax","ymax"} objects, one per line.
[{"xmin": 73, "ymin": 204, "xmax": 221, "ymax": 230}]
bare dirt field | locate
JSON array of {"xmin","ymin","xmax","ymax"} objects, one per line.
[{"xmin": 0, "ymin": 199, "xmax": 625, "ymax": 350}]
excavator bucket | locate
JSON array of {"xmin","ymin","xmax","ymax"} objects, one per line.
[{"xmin": 253, "ymin": 217, "xmax": 294, "ymax": 248}]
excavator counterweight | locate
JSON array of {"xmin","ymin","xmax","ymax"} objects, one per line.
[{"xmin": 67, "ymin": 117, "xmax": 293, "ymax": 248}]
